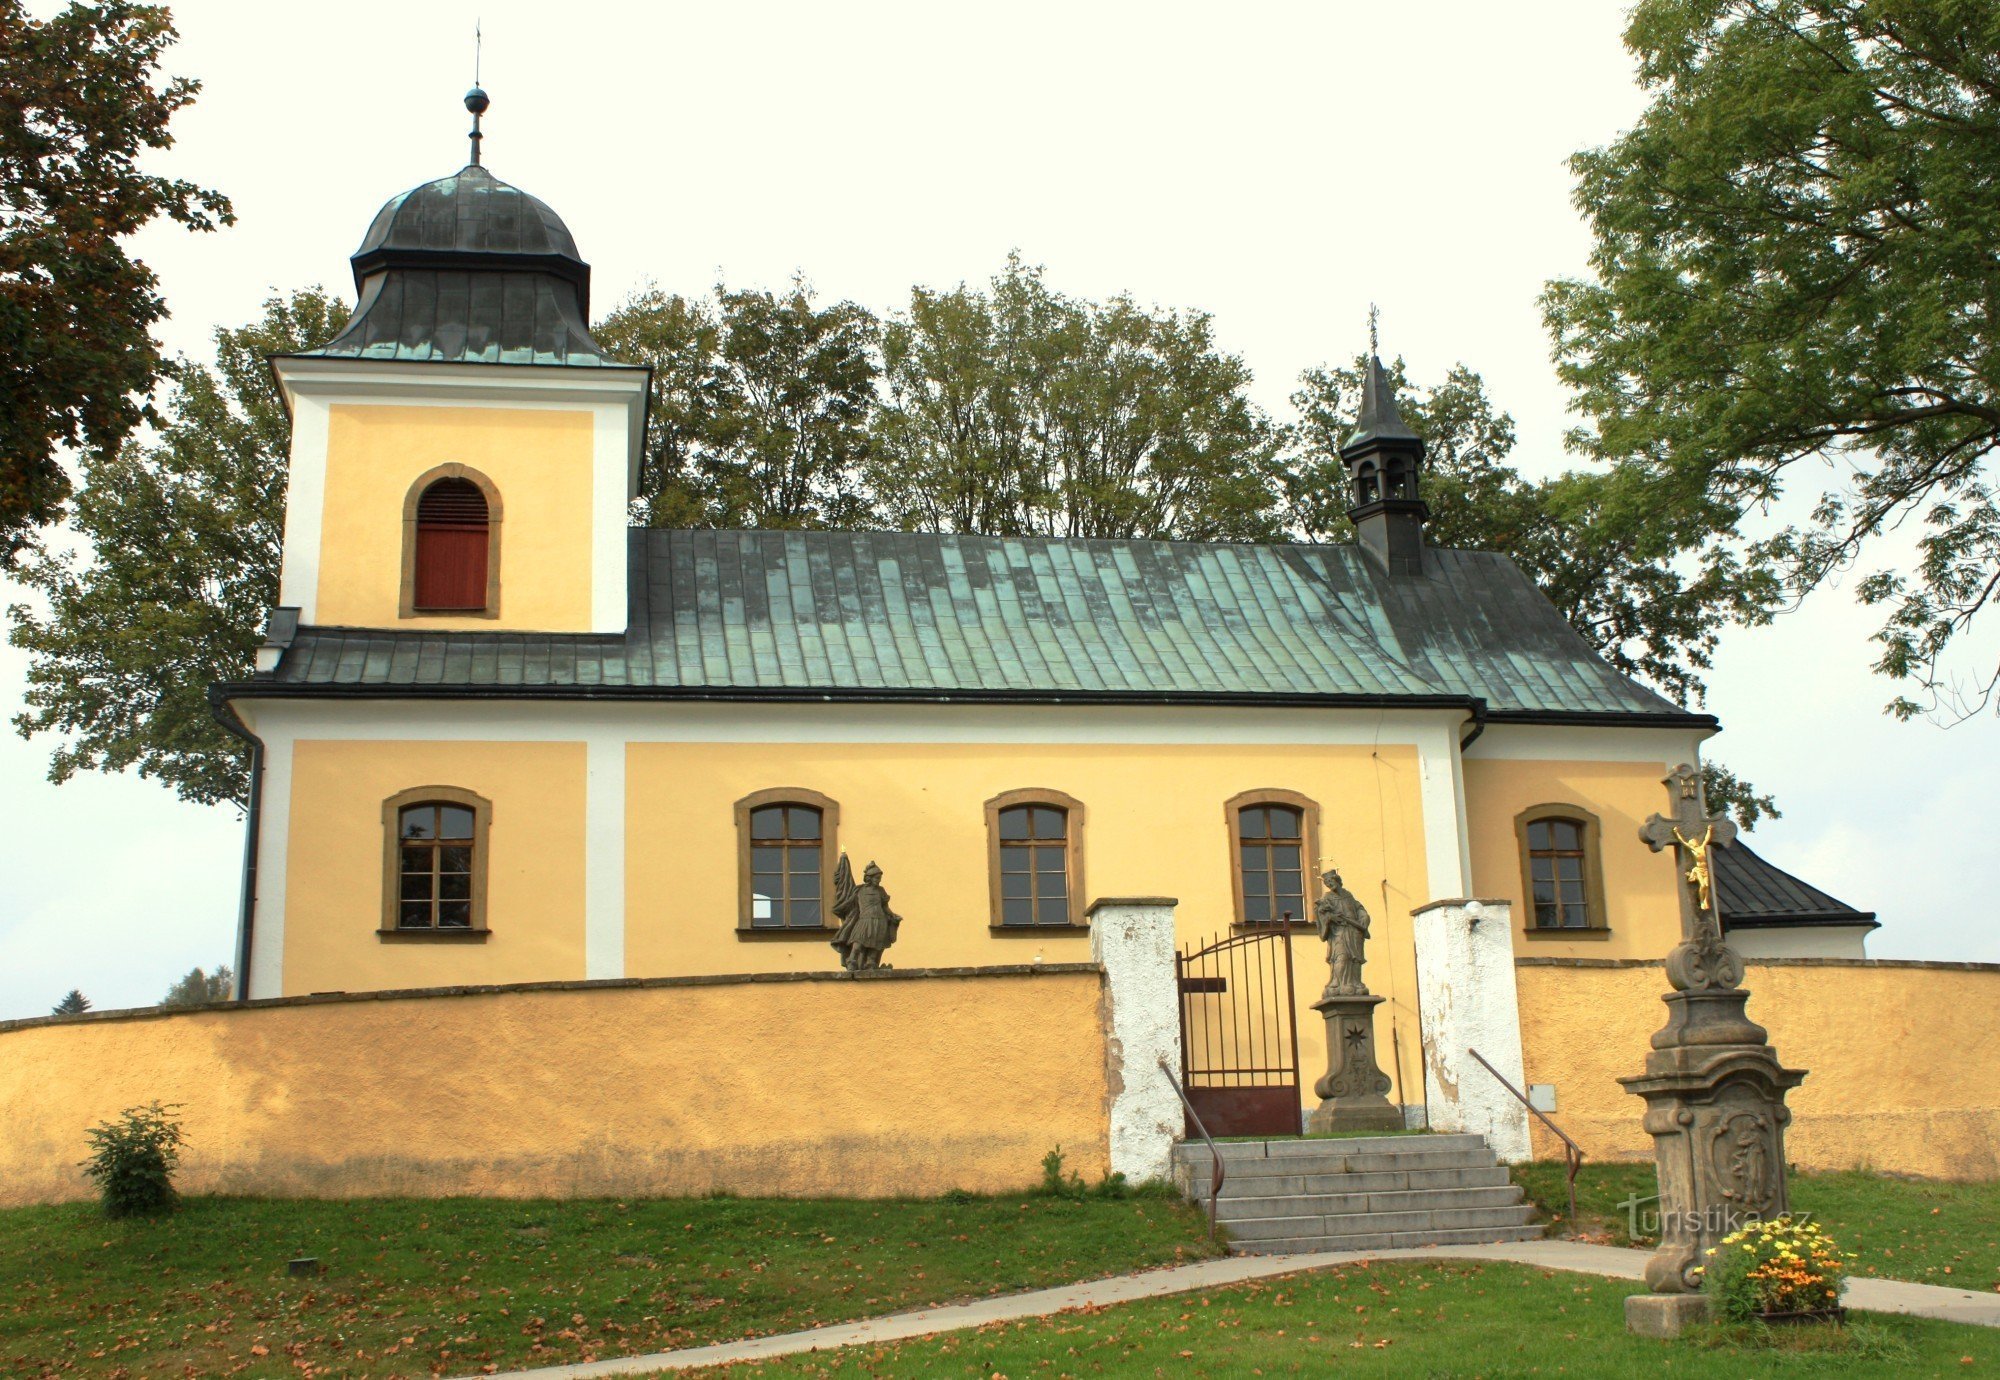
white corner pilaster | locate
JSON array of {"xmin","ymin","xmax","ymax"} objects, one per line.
[
  {"xmin": 1412, "ymin": 898, "xmax": 1532, "ymax": 1162},
  {"xmin": 584, "ymin": 738, "xmax": 626, "ymax": 980},
  {"xmin": 1087, "ymin": 897, "xmax": 1182, "ymax": 1184},
  {"xmin": 244, "ymin": 734, "xmax": 294, "ymax": 1000}
]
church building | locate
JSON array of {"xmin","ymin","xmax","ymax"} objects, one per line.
[{"xmin": 211, "ymin": 107, "xmax": 1859, "ymax": 1125}]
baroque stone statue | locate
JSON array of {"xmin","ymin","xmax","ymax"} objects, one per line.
[
  {"xmin": 831, "ymin": 854, "xmax": 901, "ymax": 971},
  {"xmin": 1315, "ymin": 869, "xmax": 1371, "ymax": 996},
  {"xmin": 1306, "ymin": 866, "xmax": 1398, "ymax": 1134}
]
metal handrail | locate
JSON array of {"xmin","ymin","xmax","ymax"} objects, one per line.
[
  {"xmin": 1158, "ymin": 1057, "xmax": 1224, "ymax": 1239},
  {"xmin": 1467, "ymin": 1047, "xmax": 1584, "ymax": 1238}
]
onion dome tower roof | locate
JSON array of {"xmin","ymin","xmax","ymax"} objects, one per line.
[{"xmin": 302, "ymin": 88, "xmax": 616, "ymax": 367}]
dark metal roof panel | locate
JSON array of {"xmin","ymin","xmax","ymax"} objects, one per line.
[
  {"xmin": 260, "ymin": 529, "xmax": 1699, "ymax": 718},
  {"xmin": 1716, "ymin": 841, "xmax": 1877, "ymax": 926}
]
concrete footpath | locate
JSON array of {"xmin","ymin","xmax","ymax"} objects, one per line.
[{"xmin": 462, "ymin": 1239, "xmax": 2000, "ymax": 1379}]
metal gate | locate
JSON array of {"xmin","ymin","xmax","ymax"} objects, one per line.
[{"xmin": 1176, "ymin": 927, "xmax": 1303, "ymax": 1138}]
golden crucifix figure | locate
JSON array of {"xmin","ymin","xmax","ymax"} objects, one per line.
[{"xmin": 1672, "ymin": 823, "xmax": 1716, "ymax": 914}]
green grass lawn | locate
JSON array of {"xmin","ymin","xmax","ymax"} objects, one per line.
[
  {"xmin": 0, "ymin": 1192, "xmax": 1216, "ymax": 1379},
  {"xmin": 1512, "ymin": 1160, "xmax": 2000, "ymax": 1291},
  {"xmin": 688, "ymin": 1258, "xmax": 2000, "ymax": 1377}
]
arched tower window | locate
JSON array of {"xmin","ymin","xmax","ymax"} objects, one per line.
[
  {"xmin": 1354, "ymin": 459, "xmax": 1381, "ymax": 507},
  {"xmin": 401, "ymin": 464, "xmax": 502, "ymax": 618}
]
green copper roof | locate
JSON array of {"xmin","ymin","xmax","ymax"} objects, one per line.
[{"xmin": 253, "ymin": 530, "xmax": 1699, "ymax": 722}]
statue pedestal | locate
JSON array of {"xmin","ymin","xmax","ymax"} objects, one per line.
[
  {"xmin": 1306, "ymin": 991, "xmax": 1401, "ymax": 1135},
  {"xmin": 1620, "ymin": 987, "xmax": 1806, "ymax": 1296}
]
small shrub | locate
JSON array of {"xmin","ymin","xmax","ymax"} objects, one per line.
[
  {"xmin": 1039, "ymin": 1146, "xmax": 1085, "ymax": 1199},
  {"xmin": 1699, "ymin": 1215, "xmax": 1849, "ymax": 1321},
  {"xmin": 1091, "ymin": 1170, "xmax": 1131, "ymax": 1200},
  {"xmin": 80, "ymin": 1102, "xmax": 186, "ymax": 1218},
  {"xmin": 941, "ymin": 1187, "xmax": 978, "ymax": 1205}
]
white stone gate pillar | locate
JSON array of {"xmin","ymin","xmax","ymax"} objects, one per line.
[
  {"xmin": 1412, "ymin": 898, "xmax": 1532, "ymax": 1162},
  {"xmin": 1087, "ymin": 897, "xmax": 1182, "ymax": 1184}
]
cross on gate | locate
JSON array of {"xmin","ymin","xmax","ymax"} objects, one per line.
[{"xmin": 1640, "ymin": 763, "xmax": 1737, "ymax": 942}]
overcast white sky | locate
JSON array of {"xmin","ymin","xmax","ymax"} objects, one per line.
[{"xmin": 2, "ymin": 1, "xmax": 1993, "ymax": 1019}]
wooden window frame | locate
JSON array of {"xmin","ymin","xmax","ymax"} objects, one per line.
[
  {"xmin": 400, "ymin": 463, "xmax": 503, "ymax": 619},
  {"xmin": 984, "ymin": 788, "xmax": 1086, "ymax": 932},
  {"xmin": 1225, "ymin": 788, "xmax": 1321, "ymax": 930},
  {"xmin": 1515, "ymin": 802, "xmax": 1611, "ymax": 937},
  {"xmin": 380, "ymin": 785, "xmax": 493, "ymax": 942},
  {"xmin": 735, "ymin": 788, "xmax": 840, "ymax": 937}
]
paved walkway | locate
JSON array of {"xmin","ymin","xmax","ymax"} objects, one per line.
[{"xmin": 462, "ymin": 1240, "xmax": 2000, "ymax": 1379}]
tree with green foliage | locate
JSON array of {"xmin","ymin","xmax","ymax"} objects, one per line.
[
  {"xmin": 1544, "ymin": 0, "xmax": 2000, "ymax": 720},
  {"xmin": 1289, "ymin": 356, "xmax": 1780, "ymax": 827},
  {"xmin": 599, "ymin": 278, "xmax": 880, "ymax": 529},
  {"xmin": 8, "ymin": 289, "xmax": 348, "ymax": 808},
  {"xmin": 0, "ymin": 0, "xmax": 232, "ymax": 562},
  {"xmin": 53, "ymin": 989, "xmax": 90, "ymax": 1016},
  {"xmin": 871, "ymin": 257, "xmax": 1282, "ymax": 540},
  {"xmin": 160, "ymin": 965, "xmax": 232, "ymax": 1007}
]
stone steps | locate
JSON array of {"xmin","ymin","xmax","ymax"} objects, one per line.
[
  {"xmin": 1183, "ymin": 1166, "xmax": 1515, "ymax": 1198},
  {"xmin": 1233, "ymin": 1224, "xmax": 1548, "ymax": 1256},
  {"xmin": 1174, "ymin": 1132, "xmax": 1543, "ymax": 1256}
]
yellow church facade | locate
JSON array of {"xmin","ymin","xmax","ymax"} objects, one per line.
[
  {"xmin": 26, "ymin": 125, "xmax": 2000, "ymax": 1216},
  {"xmin": 200, "ymin": 149, "xmax": 1747, "ymax": 1129}
]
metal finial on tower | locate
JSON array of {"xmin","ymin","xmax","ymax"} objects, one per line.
[
  {"xmin": 1368, "ymin": 302, "xmax": 1380, "ymax": 358},
  {"xmin": 464, "ymin": 23, "xmax": 488, "ymax": 167}
]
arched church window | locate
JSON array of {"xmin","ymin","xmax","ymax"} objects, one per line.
[
  {"xmin": 986, "ymin": 789, "xmax": 1085, "ymax": 928},
  {"xmin": 736, "ymin": 788, "xmax": 839, "ymax": 933},
  {"xmin": 380, "ymin": 786, "xmax": 491, "ymax": 939},
  {"xmin": 1517, "ymin": 804, "xmax": 1608, "ymax": 932},
  {"xmin": 1225, "ymin": 789, "xmax": 1321, "ymax": 927},
  {"xmin": 401, "ymin": 464, "xmax": 502, "ymax": 618}
]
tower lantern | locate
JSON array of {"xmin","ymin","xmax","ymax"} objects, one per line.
[{"xmin": 1339, "ymin": 352, "xmax": 1429, "ymax": 576}]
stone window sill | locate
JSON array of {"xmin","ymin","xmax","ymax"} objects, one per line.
[
  {"xmin": 988, "ymin": 923, "xmax": 1089, "ymax": 936},
  {"xmin": 735, "ymin": 926, "xmax": 838, "ymax": 941},
  {"xmin": 1521, "ymin": 926, "xmax": 1613, "ymax": 941},
  {"xmin": 379, "ymin": 928, "xmax": 490, "ymax": 943},
  {"xmin": 1231, "ymin": 920, "xmax": 1315, "ymax": 933}
]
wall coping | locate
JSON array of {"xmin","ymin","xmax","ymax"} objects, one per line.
[
  {"xmin": 0, "ymin": 963, "xmax": 1104, "ymax": 1037},
  {"xmin": 1410, "ymin": 896, "xmax": 1512, "ymax": 916},
  {"xmin": 1086, "ymin": 896, "xmax": 1179, "ymax": 913},
  {"xmin": 1516, "ymin": 956, "xmax": 2000, "ymax": 974}
]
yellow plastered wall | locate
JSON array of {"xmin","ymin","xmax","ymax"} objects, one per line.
[
  {"xmin": 1463, "ymin": 758, "xmax": 1684, "ymax": 960},
  {"xmin": 625, "ymin": 739, "xmax": 1433, "ymax": 1113},
  {"xmin": 315, "ymin": 404, "xmax": 594, "ymax": 630},
  {"xmin": 1517, "ymin": 959, "xmax": 2000, "ymax": 1180},
  {"xmin": 283, "ymin": 741, "xmax": 588, "ymax": 994},
  {"xmin": 0, "ymin": 972, "xmax": 1108, "ymax": 1205}
]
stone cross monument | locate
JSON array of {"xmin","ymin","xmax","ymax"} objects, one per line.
[
  {"xmin": 1306, "ymin": 869, "xmax": 1400, "ymax": 1134},
  {"xmin": 1621, "ymin": 764, "xmax": 1806, "ymax": 1338}
]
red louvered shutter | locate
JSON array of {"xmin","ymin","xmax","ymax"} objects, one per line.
[{"xmin": 414, "ymin": 479, "xmax": 489, "ymax": 611}]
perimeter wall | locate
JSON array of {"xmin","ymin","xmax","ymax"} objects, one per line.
[
  {"xmin": 0, "ymin": 966, "xmax": 1110, "ymax": 1206},
  {"xmin": 1517, "ymin": 957, "xmax": 2000, "ymax": 1181}
]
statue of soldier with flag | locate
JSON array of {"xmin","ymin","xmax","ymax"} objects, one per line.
[{"xmin": 831, "ymin": 854, "xmax": 901, "ymax": 971}]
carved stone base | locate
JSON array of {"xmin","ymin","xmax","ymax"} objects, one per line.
[
  {"xmin": 1625, "ymin": 1291, "xmax": 1711, "ymax": 1338},
  {"xmin": 1620, "ymin": 988, "xmax": 1807, "ymax": 1295},
  {"xmin": 1307, "ymin": 992, "xmax": 1400, "ymax": 1134}
]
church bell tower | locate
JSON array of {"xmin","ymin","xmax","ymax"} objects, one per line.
[{"xmin": 1339, "ymin": 353, "xmax": 1428, "ymax": 577}]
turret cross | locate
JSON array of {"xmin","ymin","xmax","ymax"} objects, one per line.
[{"xmin": 1640, "ymin": 763, "xmax": 1737, "ymax": 942}]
